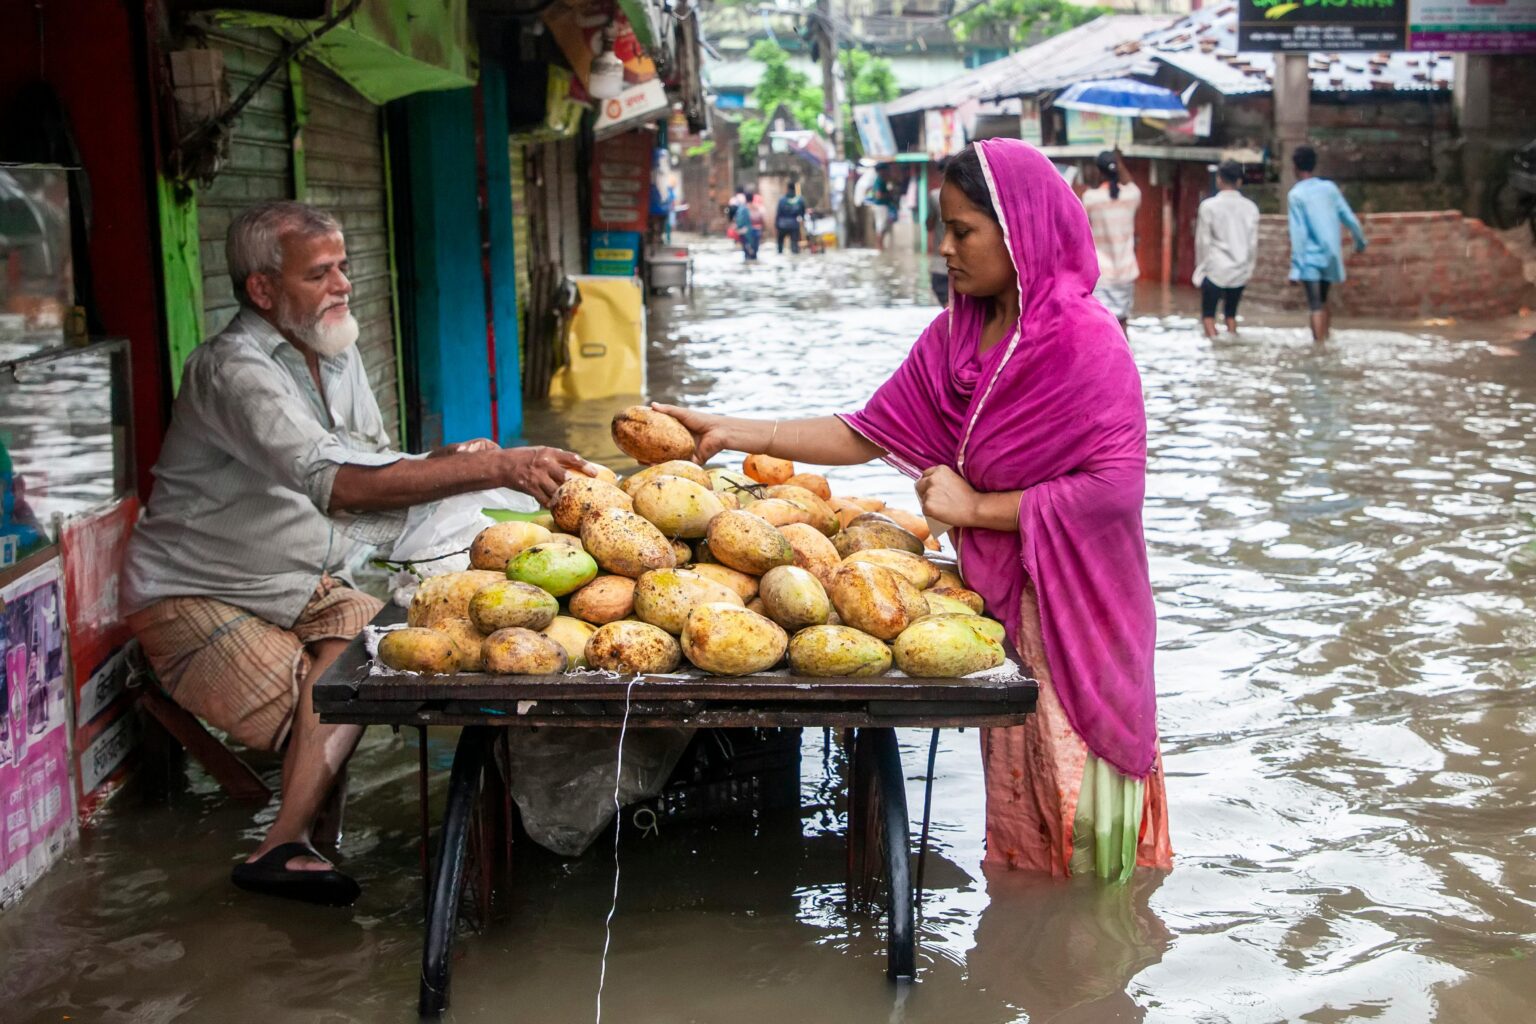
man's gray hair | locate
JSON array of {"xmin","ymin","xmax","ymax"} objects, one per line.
[{"xmin": 227, "ymin": 201, "xmax": 343, "ymax": 305}]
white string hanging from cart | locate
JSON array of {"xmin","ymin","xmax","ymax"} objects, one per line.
[{"xmin": 595, "ymin": 674, "xmax": 641, "ymax": 1024}]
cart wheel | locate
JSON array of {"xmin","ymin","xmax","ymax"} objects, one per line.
[
  {"xmin": 420, "ymin": 727, "xmax": 494, "ymax": 1016},
  {"xmin": 847, "ymin": 728, "xmax": 916, "ymax": 981}
]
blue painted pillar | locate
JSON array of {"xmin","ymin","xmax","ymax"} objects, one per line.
[
  {"xmin": 401, "ymin": 88, "xmax": 492, "ymax": 449},
  {"xmin": 480, "ymin": 62, "xmax": 523, "ymax": 444}
]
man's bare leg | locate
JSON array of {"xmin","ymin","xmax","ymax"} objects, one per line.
[
  {"xmin": 248, "ymin": 636, "xmax": 362, "ymax": 872},
  {"xmin": 1310, "ymin": 308, "xmax": 1328, "ymax": 344},
  {"xmin": 1225, "ymin": 316, "xmax": 1238, "ymax": 335}
]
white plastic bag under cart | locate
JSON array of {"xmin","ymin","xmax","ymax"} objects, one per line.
[{"xmin": 385, "ymin": 487, "xmax": 539, "ymax": 607}]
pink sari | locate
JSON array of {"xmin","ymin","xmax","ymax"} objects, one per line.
[{"xmin": 841, "ymin": 139, "xmax": 1172, "ymax": 878}]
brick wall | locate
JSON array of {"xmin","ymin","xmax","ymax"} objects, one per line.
[{"xmin": 1245, "ymin": 210, "xmax": 1532, "ymax": 319}]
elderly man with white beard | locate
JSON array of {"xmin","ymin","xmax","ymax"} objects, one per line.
[{"xmin": 121, "ymin": 201, "xmax": 594, "ymax": 906}]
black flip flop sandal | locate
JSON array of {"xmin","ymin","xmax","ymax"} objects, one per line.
[{"xmin": 230, "ymin": 842, "xmax": 361, "ymax": 907}]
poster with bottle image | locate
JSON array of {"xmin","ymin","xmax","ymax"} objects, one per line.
[{"xmin": 0, "ymin": 557, "xmax": 77, "ymax": 909}]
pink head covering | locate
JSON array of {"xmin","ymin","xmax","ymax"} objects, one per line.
[{"xmin": 841, "ymin": 138, "xmax": 1157, "ymax": 778}]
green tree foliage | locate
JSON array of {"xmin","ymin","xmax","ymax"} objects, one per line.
[
  {"xmin": 952, "ymin": 0, "xmax": 1110, "ymax": 49},
  {"xmin": 841, "ymin": 47, "xmax": 899, "ymax": 159},
  {"xmin": 739, "ymin": 40, "xmax": 822, "ymax": 159},
  {"xmin": 737, "ymin": 39, "xmax": 898, "ymax": 161}
]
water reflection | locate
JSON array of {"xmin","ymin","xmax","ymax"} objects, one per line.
[{"xmin": 2, "ymin": 237, "xmax": 1535, "ymax": 1022}]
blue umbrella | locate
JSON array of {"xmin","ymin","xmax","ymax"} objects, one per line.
[{"xmin": 1054, "ymin": 79, "xmax": 1189, "ymax": 120}]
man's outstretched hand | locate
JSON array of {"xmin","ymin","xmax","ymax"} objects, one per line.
[{"xmin": 498, "ymin": 446, "xmax": 597, "ymax": 505}]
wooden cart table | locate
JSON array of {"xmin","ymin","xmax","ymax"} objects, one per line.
[{"xmin": 314, "ymin": 607, "xmax": 1037, "ymax": 1015}]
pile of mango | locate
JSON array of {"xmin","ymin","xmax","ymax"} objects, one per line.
[{"xmin": 376, "ymin": 407, "xmax": 1009, "ymax": 680}]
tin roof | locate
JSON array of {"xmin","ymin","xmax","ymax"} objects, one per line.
[
  {"xmin": 982, "ymin": 3, "xmax": 1456, "ymax": 101},
  {"xmin": 885, "ymin": 15, "xmax": 1174, "ymax": 117}
]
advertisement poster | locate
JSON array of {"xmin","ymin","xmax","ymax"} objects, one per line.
[
  {"xmin": 0, "ymin": 558, "xmax": 78, "ymax": 909},
  {"xmin": 924, "ymin": 108, "xmax": 966, "ymax": 159},
  {"xmin": 1409, "ymin": 0, "xmax": 1536, "ymax": 52},
  {"xmin": 1239, "ymin": 0, "xmax": 1409, "ymax": 52},
  {"xmin": 590, "ymin": 129, "xmax": 654, "ymax": 232},
  {"xmin": 852, "ymin": 104, "xmax": 897, "ymax": 162},
  {"xmin": 60, "ymin": 497, "xmax": 141, "ymax": 821}
]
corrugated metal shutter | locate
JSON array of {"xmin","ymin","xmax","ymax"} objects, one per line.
[
  {"xmin": 300, "ymin": 59, "xmax": 400, "ymax": 443},
  {"xmin": 509, "ymin": 141, "xmax": 529, "ymax": 364},
  {"xmin": 200, "ymin": 27, "xmax": 292, "ymax": 339},
  {"xmin": 201, "ymin": 28, "xmax": 401, "ymax": 444},
  {"xmin": 557, "ymin": 137, "xmax": 583, "ymax": 273}
]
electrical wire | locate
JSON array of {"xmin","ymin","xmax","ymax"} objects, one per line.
[{"xmin": 594, "ymin": 675, "xmax": 641, "ymax": 1024}]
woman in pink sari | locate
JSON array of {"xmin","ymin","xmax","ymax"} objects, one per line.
[{"xmin": 657, "ymin": 139, "xmax": 1172, "ymax": 880}]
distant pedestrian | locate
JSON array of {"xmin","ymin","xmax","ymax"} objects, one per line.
[
  {"xmin": 775, "ymin": 182, "xmax": 807, "ymax": 254},
  {"xmin": 874, "ymin": 166, "xmax": 902, "ymax": 251},
  {"xmin": 1081, "ymin": 151, "xmax": 1141, "ymax": 334},
  {"xmin": 734, "ymin": 187, "xmax": 763, "ymax": 261},
  {"xmin": 1287, "ymin": 145, "xmax": 1367, "ymax": 344},
  {"xmin": 1194, "ymin": 159, "xmax": 1260, "ymax": 339},
  {"xmin": 726, "ymin": 188, "xmax": 745, "ymax": 248}
]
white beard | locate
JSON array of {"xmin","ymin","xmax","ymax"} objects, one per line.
[
  {"xmin": 278, "ymin": 301, "xmax": 359, "ymax": 358},
  {"xmin": 305, "ymin": 310, "xmax": 359, "ymax": 358}
]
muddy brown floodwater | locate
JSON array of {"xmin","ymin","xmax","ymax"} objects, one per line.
[{"xmin": 3, "ymin": 236, "xmax": 1535, "ymax": 1023}]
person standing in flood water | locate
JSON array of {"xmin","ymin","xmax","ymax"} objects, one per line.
[
  {"xmin": 656, "ymin": 140, "xmax": 1172, "ymax": 881},
  {"xmin": 1081, "ymin": 150, "xmax": 1141, "ymax": 335},
  {"xmin": 1194, "ymin": 159, "xmax": 1260, "ymax": 339},
  {"xmin": 1287, "ymin": 145, "xmax": 1367, "ymax": 344}
]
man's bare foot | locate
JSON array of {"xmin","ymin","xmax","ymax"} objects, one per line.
[{"xmin": 247, "ymin": 839, "xmax": 333, "ymax": 872}]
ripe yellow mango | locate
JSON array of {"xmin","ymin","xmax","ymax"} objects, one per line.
[
  {"xmin": 681, "ymin": 603, "xmax": 788, "ymax": 675},
  {"xmin": 632, "ymin": 568, "xmax": 745, "ymax": 635},
  {"xmin": 377, "ymin": 627, "xmax": 460, "ymax": 674},
  {"xmin": 468, "ymin": 580, "xmax": 559, "ymax": 634},
  {"xmin": 469, "ymin": 521, "xmax": 553, "ymax": 571},
  {"xmin": 787, "ymin": 625, "xmax": 893, "ymax": 677},
  {"xmin": 706, "ymin": 509, "xmax": 795, "ymax": 575},
  {"xmin": 407, "ymin": 570, "xmax": 507, "ymax": 627},
  {"xmin": 631, "ymin": 474, "xmax": 727, "ymax": 539},
  {"xmin": 892, "ymin": 616, "xmax": 1005, "ymax": 678},
  {"xmin": 758, "ymin": 565, "xmax": 831, "ymax": 631},
  {"xmin": 550, "ymin": 476, "xmax": 633, "ymax": 534},
  {"xmin": 586, "ymin": 621, "xmax": 682, "ymax": 674},
  {"xmin": 612, "ymin": 406, "xmax": 696, "ymax": 465},
  {"xmin": 482, "ymin": 627, "xmax": 569, "ymax": 675},
  {"xmin": 579, "ymin": 507, "xmax": 678, "ymax": 578}
]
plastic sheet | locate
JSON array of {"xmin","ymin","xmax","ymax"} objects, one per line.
[
  {"xmin": 385, "ymin": 487, "xmax": 538, "ymax": 608},
  {"xmin": 502, "ymin": 726, "xmax": 691, "ymax": 857}
]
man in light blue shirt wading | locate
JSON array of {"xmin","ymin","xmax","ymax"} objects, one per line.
[{"xmin": 1287, "ymin": 145, "xmax": 1367, "ymax": 344}]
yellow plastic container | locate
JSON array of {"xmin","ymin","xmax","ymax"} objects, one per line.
[{"xmin": 548, "ymin": 275, "xmax": 646, "ymax": 401}]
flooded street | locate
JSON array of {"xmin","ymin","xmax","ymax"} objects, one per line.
[{"xmin": 5, "ymin": 236, "xmax": 1536, "ymax": 1023}]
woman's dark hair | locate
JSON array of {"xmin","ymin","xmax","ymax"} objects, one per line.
[
  {"xmin": 943, "ymin": 144, "xmax": 998, "ymax": 222},
  {"xmin": 1096, "ymin": 150, "xmax": 1121, "ymax": 200}
]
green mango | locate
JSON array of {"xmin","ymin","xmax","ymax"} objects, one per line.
[{"xmin": 505, "ymin": 543, "xmax": 599, "ymax": 597}]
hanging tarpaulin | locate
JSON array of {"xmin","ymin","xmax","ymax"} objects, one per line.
[{"xmin": 219, "ymin": 0, "xmax": 476, "ymax": 105}]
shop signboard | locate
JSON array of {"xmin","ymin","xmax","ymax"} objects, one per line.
[
  {"xmin": 591, "ymin": 129, "xmax": 654, "ymax": 233},
  {"xmin": 1408, "ymin": 0, "xmax": 1536, "ymax": 52},
  {"xmin": 0, "ymin": 557, "xmax": 77, "ymax": 909},
  {"xmin": 593, "ymin": 77, "xmax": 669, "ymax": 138},
  {"xmin": 60, "ymin": 497, "xmax": 140, "ymax": 821},
  {"xmin": 1238, "ymin": 0, "xmax": 1410, "ymax": 52},
  {"xmin": 1240, "ymin": 0, "xmax": 1535, "ymax": 52}
]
